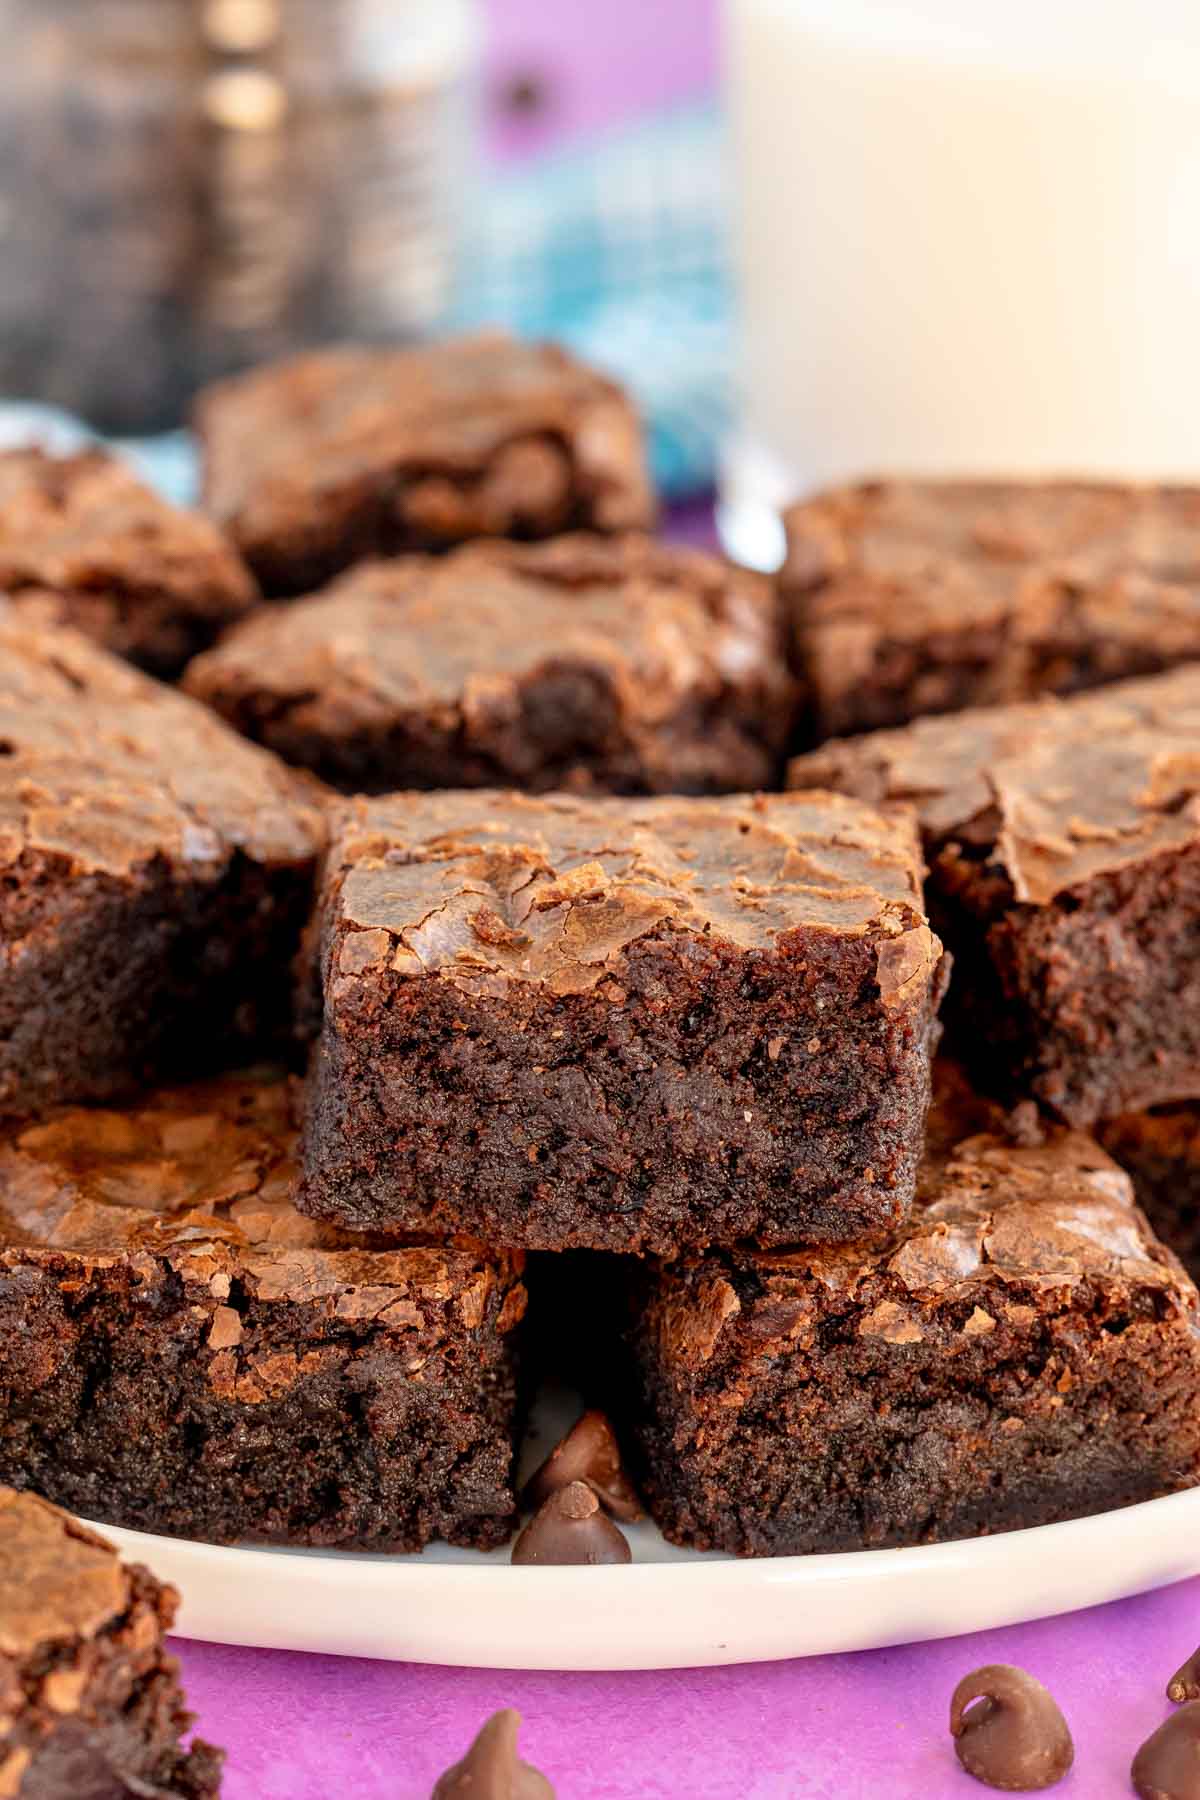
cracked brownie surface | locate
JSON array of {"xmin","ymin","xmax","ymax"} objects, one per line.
[
  {"xmin": 196, "ymin": 331, "xmax": 656, "ymax": 594},
  {"xmin": 619, "ymin": 1066, "xmax": 1200, "ymax": 1554},
  {"xmin": 0, "ymin": 448, "xmax": 257, "ymax": 677},
  {"xmin": 300, "ymin": 789, "xmax": 945, "ymax": 1253},
  {"xmin": 183, "ymin": 534, "xmax": 799, "ymax": 796},
  {"xmin": 784, "ymin": 478, "xmax": 1200, "ymax": 738},
  {"xmin": 0, "ymin": 1072, "xmax": 526, "ymax": 1550},
  {"xmin": 790, "ymin": 665, "xmax": 1200, "ymax": 1123},
  {"xmin": 0, "ymin": 1488, "xmax": 222, "ymax": 1797},
  {"xmin": 0, "ymin": 610, "xmax": 326, "ymax": 1118}
]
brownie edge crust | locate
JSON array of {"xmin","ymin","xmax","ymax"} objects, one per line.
[
  {"xmin": 0, "ymin": 612, "xmax": 327, "ymax": 1119},
  {"xmin": 0, "ymin": 1073, "xmax": 527, "ymax": 1552},
  {"xmin": 196, "ymin": 331, "xmax": 656, "ymax": 594},
  {"xmin": 789, "ymin": 664, "xmax": 1200, "ymax": 1125},
  {"xmin": 300, "ymin": 789, "xmax": 945, "ymax": 1254},
  {"xmin": 619, "ymin": 1086, "xmax": 1200, "ymax": 1556},
  {"xmin": 0, "ymin": 1488, "xmax": 222, "ymax": 1797}
]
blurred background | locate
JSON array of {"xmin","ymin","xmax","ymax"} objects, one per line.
[
  {"xmin": 0, "ymin": 0, "xmax": 725, "ymax": 503},
  {"xmin": 3, "ymin": 1, "xmax": 1197, "ymax": 568}
]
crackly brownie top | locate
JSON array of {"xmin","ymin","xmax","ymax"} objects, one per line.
[
  {"xmin": 0, "ymin": 447, "xmax": 255, "ymax": 616},
  {"xmin": 198, "ymin": 331, "xmax": 654, "ymax": 540},
  {"xmin": 0, "ymin": 1071, "xmax": 524, "ymax": 1321},
  {"xmin": 184, "ymin": 533, "xmax": 794, "ymax": 723},
  {"xmin": 653, "ymin": 1080, "xmax": 1197, "ymax": 1369},
  {"xmin": 789, "ymin": 663, "xmax": 1200, "ymax": 905},
  {"xmin": 783, "ymin": 478, "xmax": 1200, "ymax": 644},
  {"xmin": 0, "ymin": 611, "xmax": 326, "ymax": 876},
  {"xmin": 0, "ymin": 1488, "xmax": 130, "ymax": 1661},
  {"xmin": 325, "ymin": 788, "xmax": 940, "ymax": 1006}
]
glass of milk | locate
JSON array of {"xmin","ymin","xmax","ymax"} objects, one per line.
[{"xmin": 720, "ymin": 0, "xmax": 1200, "ymax": 568}]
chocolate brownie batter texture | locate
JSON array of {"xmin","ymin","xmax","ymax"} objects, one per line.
[
  {"xmin": 0, "ymin": 1073, "xmax": 526, "ymax": 1550},
  {"xmin": 0, "ymin": 448, "xmax": 256, "ymax": 677},
  {"xmin": 790, "ymin": 665, "xmax": 1200, "ymax": 1124},
  {"xmin": 184, "ymin": 533, "xmax": 798, "ymax": 796},
  {"xmin": 0, "ymin": 610, "xmax": 325, "ymax": 1119},
  {"xmin": 299, "ymin": 789, "xmax": 944, "ymax": 1254},
  {"xmin": 784, "ymin": 478, "xmax": 1200, "ymax": 738},
  {"xmin": 0, "ymin": 1487, "xmax": 222, "ymax": 1796},
  {"xmin": 197, "ymin": 331, "xmax": 656, "ymax": 593},
  {"xmin": 620, "ymin": 1075, "xmax": 1200, "ymax": 1554}
]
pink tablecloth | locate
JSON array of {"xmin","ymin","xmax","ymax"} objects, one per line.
[{"xmin": 176, "ymin": 1578, "xmax": 1200, "ymax": 1797}]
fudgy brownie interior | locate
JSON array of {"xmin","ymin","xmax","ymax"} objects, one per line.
[
  {"xmin": 300, "ymin": 789, "xmax": 944, "ymax": 1253},
  {"xmin": 617, "ymin": 1070, "xmax": 1200, "ymax": 1555},
  {"xmin": 0, "ymin": 1072, "xmax": 527, "ymax": 1551},
  {"xmin": 0, "ymin": 610, "xmax": 326, "ymax": 1117}
]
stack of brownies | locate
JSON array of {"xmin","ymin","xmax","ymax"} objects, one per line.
[{"xmin": 4, "ymin": 331, "xmax": 1200, "ymax": 1567}]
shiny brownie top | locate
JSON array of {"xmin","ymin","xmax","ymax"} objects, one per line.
[
  {"xmin": 0, "ymin": 447, "xmax": 255, "ymax": 623},
  {"xmin": 183, "ymin": 532, "xmax": 798, "ymax": 784},
  {"xmin": 784, "ymin": 477, "xmax": 1200, "ymax": 658},
  {"xmin": 0, "ymin": 611, "xmax": 326, "ymax": 878},
  {"xmin": 0, "ymin": 1069, "xmax": 525, "ymax": 1325},
  {"xmin": 321, "ymin": 788, "xmax": 942, "ymax": 1007},
  {"xmin": 196, "ymin": 330, "xmax": 655, "ymax": 566},
  {"xmin": 646, "ymin": 1064, "xmax": 1199, "ymax": 1372},
  {"xmin": 789, "ymin": 662, "xmax": 1200, "ymax": 904}
]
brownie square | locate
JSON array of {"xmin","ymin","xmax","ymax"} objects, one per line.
[
  {"xmin": 0, "ymin": 610, "xmax": 327, "ymax": 1119},
  {"xmin": 183, "ymin": 534, "xmax": 799, "ymax": 796},
  {"xmin": 0, "ymin": 448, "xmax": 257, "ymax": 677},
  {"xmin": 783, "ymin": 479, "xmax": 1200, "ymax": 739},
  {"xmin": 195, "ymin": 331, "xmax": 656, "ymax": 594},
  {"xmin": 0, "ymin": 1487, "xmax": 222, "ymax": 1796},
  {"xmin": 618, "ymin": 1067, "xmax": 1200, "ymax": 1555},
  {"xmin": 299, "ymin": 789, "xmax": 945, "ymax": 1254},
  {"xmin": 1098, "ymin": 1106, "xmax": 1200, "ymax": 1286},
  {"xmin": 789, "ymin": 665, "xmax": 1200, "ymax": 1125},
  {"xmin": 0, "ymin": 1072, "xmax": 527, "ymax": 1551}
]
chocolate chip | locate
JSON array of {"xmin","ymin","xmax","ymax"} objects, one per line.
[
  {"xmin": 1168, "ymin": 1648, "xmax": 1200, "ymax": 1705},
  {"xmin": 497, "ymin": 70, "xmax": 552, "ymax": 119},
  {"xmin": 431, "ymin": 1708, "xmax": 554, "ymax": 1799},
  {"xmin": 511, "ymin": 1480, "xmax": 632, "ymax": 1566},
  {"xmin": 950, "ymin": 1665, "xmax": 1074, "ymax": 1790},
  {"xmin": 1132, "ymin": 1701, "xmax": 1200, "ymax": 1799},
  {"xmin": 523, "ymin": 1410, "xmax": 644, "ymax": 1523}
]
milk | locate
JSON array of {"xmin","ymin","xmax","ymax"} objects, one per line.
[{"xmin": 720, "ymin": 0, "xmax": 1200, "ymax": 568}]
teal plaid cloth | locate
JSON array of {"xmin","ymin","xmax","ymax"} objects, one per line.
[
  {"xmin": 0, "ymin": 102, "xmax": 729, "ymax": 504},
  {"xmin": 455, "ymin": 102, "xmax": 730, "ymax": 499}
]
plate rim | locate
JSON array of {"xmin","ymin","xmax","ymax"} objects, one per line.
[{"xmin": 80, "ymin": 1484, "xmax": 1200, "ymax": 1671}]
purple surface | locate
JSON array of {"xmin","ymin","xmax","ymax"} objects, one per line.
[
  {"xmin": 482, "ymin": 0, "xmax": 717, "ymax": 159},
  {"xmin": 161, "ymin": 10, "xmax": 1177, "ymax": 1798},
  {"xmin": 174, "ymin": 1577, "xmax": 1198, "ymax": 1797}
]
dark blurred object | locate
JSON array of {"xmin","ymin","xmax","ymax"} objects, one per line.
[{"xmin": 0, "ymin": 0, "xmax": 479, "ymax": 433}]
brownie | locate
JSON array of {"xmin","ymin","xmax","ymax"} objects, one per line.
[
  {"xmin": 0, "ymin": 1487, "xmax": 222, "ymax": 1797},
  {"xmin": 183, "ymin": 534, "xmax": 799, "ymax": 796},
  {"xmin": 783, "ymin": 479, "xmax": 1200, "ymax": 739},
  {"xmin": 0, "ymin": 448, "xmax": 257, "ymax": 678},
  {"xmin": 0, "ymin": 610, "xmax": 327, "ymax": 1120},
  {"xmin": 195, "ymin": 331, "xmax": 657, "ymax": 595},
  {"xmin": 0, "ymin": 1071, "xmax": 527, "ymax": 1552},
  {"xmin": 299, "ymin": 789, "xmax": 945, "ymax": 1254},
  {"xmin": 618, "ymin": 1069, "xmax": 1200, "ymax": 1556},
  {"xmin": 789, "ymin": 664, "xmax": 1200, "ymax": 1125},
  {"xmin": 1098, "ymin": 1107, "xmax": 1200, "ymax": 1286}
]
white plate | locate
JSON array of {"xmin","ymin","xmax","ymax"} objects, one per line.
[{"xmin": 83, "ymin": 1483, "xmax": 1200, "ymax": 1672}]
